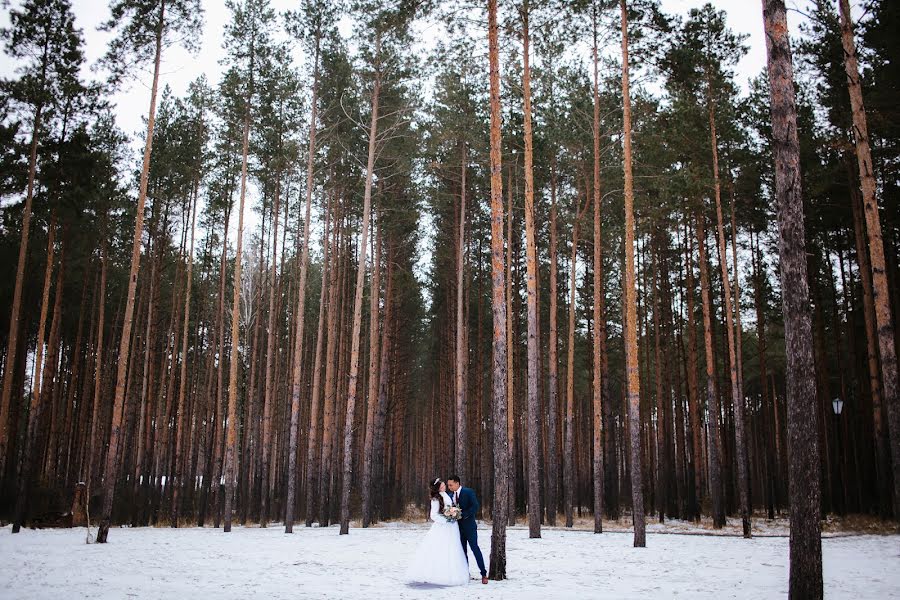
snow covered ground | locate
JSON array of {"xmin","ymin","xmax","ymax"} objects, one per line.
[{"xmin": 1, "ymin": 522, "xmax": 897, "ymax": 599}]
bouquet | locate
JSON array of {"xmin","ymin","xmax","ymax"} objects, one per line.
[{"xmin": 442, "ymin": 505, "xmax": 462, "ymax": 523}]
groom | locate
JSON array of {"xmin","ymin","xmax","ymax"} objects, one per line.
[{"xmin": 446, "ymin": 475, "xmax": 488, "ymax": 585}]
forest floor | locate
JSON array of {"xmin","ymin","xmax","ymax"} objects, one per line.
[{"xmin": 2, "ymin": 520, "xmax": 898, "ymax": 599}]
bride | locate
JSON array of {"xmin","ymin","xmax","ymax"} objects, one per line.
[{"xmin": 405, "ymin": 478, "xmax": 470, "ymax": 586}]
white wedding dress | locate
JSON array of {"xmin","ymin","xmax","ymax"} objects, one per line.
[{"xmin": 405, "ymin": 491, "xmax": 470, "ymax": 586}]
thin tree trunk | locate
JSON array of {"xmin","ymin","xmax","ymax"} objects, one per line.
[
  {"xmin": 361, "ymin": 216, "xmax": 382, "ymax": 528},
  {"xmin": 318, "ymin": 209, "xmax": 341, "ymax": 527},
  {"xmin": 455, "ymin": 143, "xmax": 468, "ymax": 482},
  {"xmin": 652, "ymin": 243, "xmax": 666, "ymax": 524},
  {"xmin": 12, "ymin": 233, "xmax": 61, "ymax": 532},
  {"xmin": 372, "ymin": 253, "xmax": 394, "ymax": 523},
  {"xmin": 591, "ymin": 0, "xmax": 604, "ymax": 534},
  {"xmin": 95, "ymin": 0, "xmax": 165, "ymax": 544},
  {"xmin": 696, "ymin": 214, "xmax": 726, "ymax": 527},
  {"xmin": 171, "ymin": 180, "xmax": 199, "ymax": 527},
  {"xmin": 305, "ymin": 197, "xmax": 332, "ymax": 527},
  {"xmin": 708, "ymin": 102, "xmax": 751, "ymax": 536},
  {"xmin": 520, "ymin": 0, "xmax": 541, "ymax": 538},
  {"xmin": 223, "ymin": 103, "xmax": 252, "ymax": 533},
  {"xmin": 286, "ymin": 37, "xmax": 320, "ymax": 533},
  {"xmin": 839, "ymin": 0, "xmax": 900, "ymax": 519},
  {"xmin": 682, "ymin": 227, "xmax": 703, "ymax": 521},
  {"xmin": 259, "ymin": 176, "xmax": 283, "ymax": 528},
  {"xmin": 0, "ymin": 100, "xmax": 43, "ymax": 474},
  {"xmin": 487, "ymin": 0, "xmax": 509, "ymax": 579},
  {"xmin": 207, "ymin": 204, "xmax": 232, "ymax": 528},
  {"xmin": 547, "ymin": 160, "xmax": 559, "ymax": 527},
  {"xmin": 564, "ymin": 191, "xmax": 588, "ymax": 529},
  {"xmin": 621, "ymin": 0, "xmax": 646, "ymax": 548},
  {"xmin": 339, "ymin": 56, "xmax": 379, "ymax": 535},
  {"xmin": 506, "ymin": 168, "xmax": 515, "ymax": 527}
]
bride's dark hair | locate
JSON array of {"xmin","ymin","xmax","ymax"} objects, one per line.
[{"xmin": 430, "ymin": 478, "xmax": 445, "ymax": 512}]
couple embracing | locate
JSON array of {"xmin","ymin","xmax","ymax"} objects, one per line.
[{"xmin": 405, "ymin": 475, "xmax": 488, "ymax": 587}]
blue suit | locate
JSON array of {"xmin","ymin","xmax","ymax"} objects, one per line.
[{"xmin": 451, "ymin": 486, "xmax": 486, "ymax": 577}]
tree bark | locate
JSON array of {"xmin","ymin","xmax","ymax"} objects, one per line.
[
  {"xmin": 361, "ymin": 217, "xmax": 382, "ymax": 528},
  {"xmin": 520, "ymin": 0, "xmax": 541, "ymax": 538},
  {"xmin": 707, "ymin": 101, "xmax": 751, "ymax": 536},
  {"xmin": 696, "ymin": 214, "xmax": 726, "ymax": 527},
  {"xmin": 12, "ymin": 232, "xmax": 61, "ymax": 532},
  {"xmin": 487, "ymin": 0, "xmax": 510, "ymax": 579},
  {"xmin": 564, "ymin": 189, "xmax": 589, "ymax": 530},
  {"xmin": 171, "ymin": 179, "xmax": 199, "ymax": 528},
  {"xmin": 762, "ymin": 1, "xmax": 823, "ymax": 595},
  {"xmin": 547, "ymin": 160, "xmax": 560, "ymax": 527},
  {"xmin": 455, "ymin": 143, "xmax": 469, "ymax": 482},
  {"xmin": 95, "ymin": 0, "xmax": 165, "ymax": 544},
  {"xmin": 223, "ymin": 104, "xmax": 252, "ymax": 533},
  {"xmin": 0, "ymin": 97, "xmax": 43, "ymax": 474},
  {"xmin": 591, "ymin": 0, "xmax": 605, "ymax": 534},
  {"xmin": 838, "ymin": 0, "xmax": 900, "ymax": 520},
  {"xmin": 621, "ymin": 0, "xmax": 646, "ymax": 548},
  {"xmin": 506, "ymin": 168, "xmax": 515, "ymax": 527},
  {"xmin": 339, "ymin": 55, "xmax": 379, "ymax": 534}
]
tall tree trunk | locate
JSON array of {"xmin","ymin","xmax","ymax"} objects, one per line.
[
  {"xmin": 708, "ymin": 102, "xmax": 751, "ymax": 536},
  {"xmin": 520, "ymin": 0, "xmax": 541, "ymax": 538},
  {"xmin": 96, "ymin": 0, "xmax": 165, "ymax": 544},
  {"xmin": 505, "ymin": 168, "xmax": 515, "ymax": 526},
  {"xmin": 171, "ymin": 181, "xmax": 199, "ymax": 527},
  {"xmin": 257, "ymin": 174, "xmax": 284, "ymax": 528},
  {"xmin": 86, "ymin": 240, "xmax": 108, "ymax": 491},
  {"xmin": 762, "ymin": 1, "xmax": 823, "ymax": 595},
  {"xmin": 223, "ymin": 103, "xmax": 252, "ymax": 533},
  {"xmin": 522, "ymin": 0, "xmax": 541, "ymax": 538},
  {"xmin": 305, "ymin": 197, "xmax": 332, "ymax": 527},
  {"xmin": 547, "ymin": 160, "xmax": 560, "ymax": 527},
  {"xmin": 839, "ymin": 0, "xmax": 900, "ymax": 519},
  {"xmin": 487, "ymin": 0, "xmax": 510, "ymax": 579},
  {"xmin": 207, "ymin": 204, "xmax": 232, "ymax": 528},
  {"xmin": 318, "ymin": 208, "xmax": 341, "ymax": 527},
  {"xmin": 621, "ymin": 0, "xmax": 646, "ymax": 548},
  {"xmin": 0, "ymin": 99, "xmax": 43, "ymax": 474},
  {"xmin": 683, "ymin": 227, "xmax": 703, "ymax": 522},
  {"xmin": 12, "ymin": 232, "xmax": 61, "ymax": 532},
  {"xmin": 361, "ymin": 217, "xmax": 382, "ymax": 528},
  {"xmin": 286, "ymin": 38, "xmax": 320, "ymax": 533},
  {"xmin": 652, "ymin": 243, "xmax": 666, "ymax": 524},
  {"xmin": 455, "ymin": 143, "xmax": 469, "ymax": 482},
  {"xmin": 696, "ymin": 214, "xmax": 726, "ymax": 527},
  {"xmin": 564, "ymin": 191, "xmax": 588, "ymax": 529},
  {"xmin": 371, "ymin": 253, "xmax": 394, "ymax": 523},
  {"xmin": 850, "ymin": 183, "xmax": 887, "ymax": 513},
  {"xmin": 339, "ymin": 57, "xmax": 379, "ymax": 535},
  {"xmin": 591, "ymin": 0, "xmax": 605, "ymax": 534}
]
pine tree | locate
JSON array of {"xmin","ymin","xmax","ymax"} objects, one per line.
[
  {"xmin": 518, "ymin": 0, "xmax": 541, "ymax": 540},
  {"xmin": 838, "ymin": 0, "xmax": 900, "ymax": 520},
  {"xmin": 621, "ymin": 0, "xmax": 646, "ymax": 549},
  {"xmin": 761, "ymin": 0, "xmax": 822, "ymax": 595},
  {"xmin": 0, "ymin": 0, "xmax": 86, "ymax": 479},
  {"xmin": 487, "ymin": 0, "xmax": 510, "ymax": 580},
  {"xmin": 220, "ymin": 0, "xmax": 276, "ymax": 533},
  {"xmin": 95, "ymin": 0, "xmax": 202, "ymax": 544},
  {"xmin": 284, "ymin": 0, "xmax": 334, "ymax": 534}
]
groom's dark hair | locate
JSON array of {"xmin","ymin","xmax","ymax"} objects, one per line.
[{"xmin": 448, "ymin": 474, "xmax": 461, "ymax": 484}]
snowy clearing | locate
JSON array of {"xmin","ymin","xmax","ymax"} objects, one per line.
[{"xmin": 1, "ymin": 523, "xmax": 897, "ymax": 599}]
